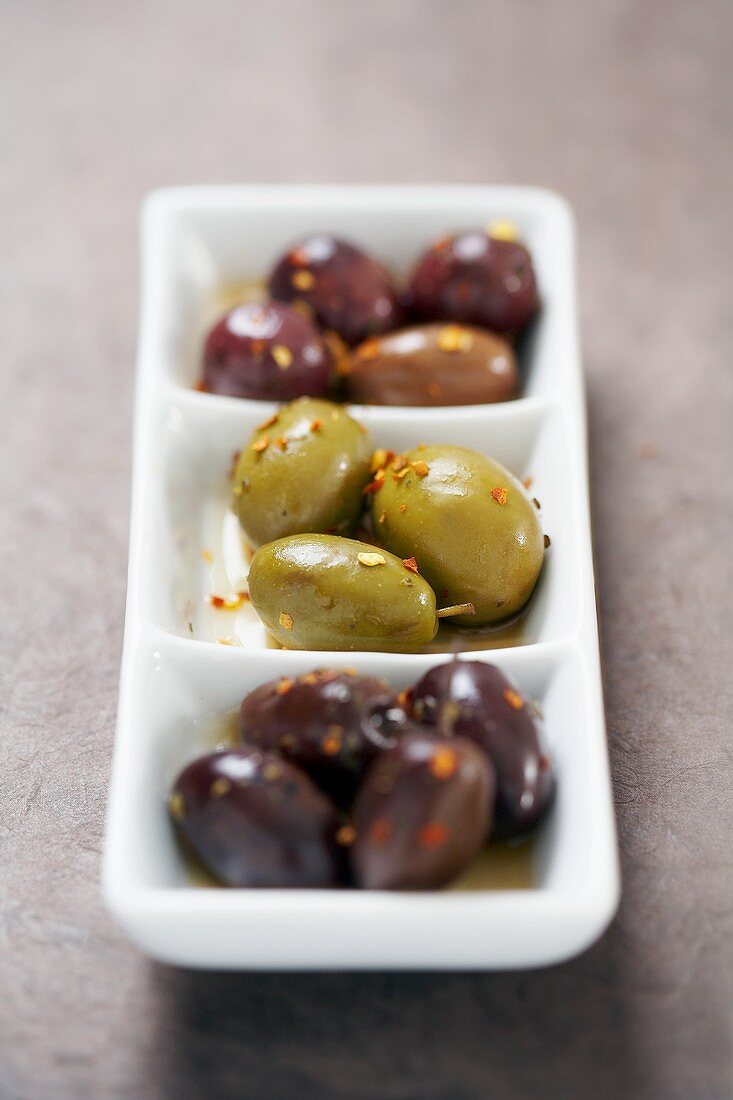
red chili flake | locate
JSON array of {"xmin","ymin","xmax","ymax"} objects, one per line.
[
  {"xmin": 257, "ymin": 413, "xmax": 279, "ymax": 431},
  {"xmin": 391, "ymin": 455, "xmax": 407, "ymax": 473},
  {"xmin": 321, "ymin": 732, "xmax": 342, "ymax": 756},
  {"xmin": 357, "ymin": 339, "xmax": 381, "ymax": 361},
  {"xmin": 288, "ymin": 247, "xmax": 310, "ymax": 267},
  {"xmin": 418, "ymin": 821, "xmax": 450, "ymax": 848},
  {"xmin": 252, "ymin": 435, "xmax": 270, "ymax": 454},
  {"xmin": 491, "ymin": 486, "xmax": 509, "ymax": 505},
  {"xmin": 522, "ymin": 475, "xmax": 534, "ymax": 490},
  {"xmin": 410, "ymin": 460, "xmax": 430, "ymax": 477},
  {"xmin": 392, "ymin": 467, "xmax": 410, "ymax": 481},
  {"xmin": 362, "ymin": 478, "xmax": 384, "ymax": 495},
  {"xmin": 503, "ymin": 688, "xmax": 524, "ymax": 710},
  {"xmin": 399, "ymin": 503, "xmax": 407, "ymax": 513},
  {"xmin": 276, "ymin": 678, "xmax": 294, "ymax": 695},
  {"xmin": 310, "ymin": 418, "xmax": 323, "ymax": 432},
  {"xmin": 275, "ymin": 436, "xmax": 288, "ymax": 451},
  {"xmin": 228, "ymin": 450, "xmax": 241, "ymax": 477},
  {"xmin": 396, "ymin": 687, "xmax": 413, "ymax": 709},
  {"xmin": 429, "ymin": 748, "xmax": 458, "ymax": 780},
  {"xmin": 300, "ymin": 671, "xmax": 319, "ymax": 686},
  {"xmin": 402, "ymin": 557, "xmax": 419, "ymax": 574},
  {"xmin": 208, "ymin": 592, "xmax": 248, "ymax": 611},
  {"xmin": 369, "ymin": 818, "xmax": 393, "ymax": 846}
]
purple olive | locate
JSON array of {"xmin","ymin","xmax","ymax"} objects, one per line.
[
  {"xmin": 202, "ymin": 301, "xmax": 333, "ymax": 400},
  {"xmin": 239, "ymin": 669, "xmax": 408, "ymax": 805},
  {"xmin": 268, "ymin": 235, "xmax": 401, "ymax": 346},
  {"xmin": 351, "ymin": 731, "xmax": 496, "ymax": 890},
  {"xmin": 168, "ymin": 748, "xmax": 344, "ymax": 887},
  {"xmin": 408, "ymin": 229, "xmax": 539, "ymax": 336},
  {"xmin": 410, "ymin": 660, "xmax": 554, "ymax": 838}
]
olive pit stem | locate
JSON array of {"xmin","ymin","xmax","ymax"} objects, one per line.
[{"xmin": 436, "ymin": 602, "xmax": 476, "ymax": 619}]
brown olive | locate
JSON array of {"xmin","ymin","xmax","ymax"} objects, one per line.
[{"xmin": 344, "ymin": 323, "xmax": 518, "ymax": 406}]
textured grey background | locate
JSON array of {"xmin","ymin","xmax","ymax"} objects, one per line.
[{"xmin": 1, "ymin": 1, "xmax": 732, "ymax": 1098}]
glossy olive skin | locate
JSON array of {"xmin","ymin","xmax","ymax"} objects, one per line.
[
  {"xmin": 248, "ymin": 534, "xmax": 439, "ymax": 651},
  {"xmin": 268, "ymin": 235, "xmax": 401, "ymax": 346},
  {"xmin": 202, "ymin": 302, "xmax": 333, "ymax": 401},
  {"xmin": 408, "ymin": 230, "xmax": 539, "ymax": 336},
  {"xmin": 371, "ymin": 446, "xmax": 544, "ymax": 625},
  {"xmin": 239, "ymin": 670, "xmax": 408, "ymax": 804},
  {"xmin": 410, "ymin": 660, "xmax": 554, "ymax": 838},
  {"xmin": 344, "ymin": 323, "xmax": 518, "ymax": 406},
  {"xmin": 168, "ymin": 748, "xmax": 344, "ymax": 887},
  {"xmin": 232, "ymin": 398, "xmax": 372, "ymax": 546},
  {"xmin": 351, "ymin": 731, "xmax": 495, "ymax": 889}
]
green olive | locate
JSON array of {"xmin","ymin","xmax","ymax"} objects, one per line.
[
  {"xmin": 231, "ymin": 398, "xmax": 372, "ymax": 547},
  {"xmin": 371, "ymin": 445, "xmax": 544, "ymax": 625},
  {"xmin": 248, "ymin": 534, "xmax": 440, "ymax": 652}
]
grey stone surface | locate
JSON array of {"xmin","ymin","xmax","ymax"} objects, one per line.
[{"xmin": 1, "ymin": 1, "xmax": 731, "ymax": 1097}]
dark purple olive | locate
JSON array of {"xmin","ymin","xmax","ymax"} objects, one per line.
[
  {"xmin": 268, "ymin": 235, "xmax": 401, "ymax": 346},
  {"xmin": 351, "ymin": 731, "xmax": 495, "ymax": 890},
  {"xmin": 239, "ymin": 669, "xmax": 408, "ymax": 805},
  {"xmin": 201, "ymin": 301, "xmax": 333, "ymax": 400},
  {"xmin": 408, "ymin": 229, "xmax": 539, "ymax": 336},
  {"xmin": 410, "ymin": 660, "xmax": 554, "ymax": 838},
  {"xmin": 168, "ymin": 748, "xmax": 344, "ymax": 887}
]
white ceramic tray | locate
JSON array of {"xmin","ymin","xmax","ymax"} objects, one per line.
[{"xmin": 103, "ymin": 185, "xmax": 619, "ymax": 969}]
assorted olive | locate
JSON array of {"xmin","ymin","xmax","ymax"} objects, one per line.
[
  {"xmin": 227, "ymin": 399, "xmax": 546, "ymax": 650},
  {"xmin": 168, "ymin": 658, "xmax": 554, "ymax": 890},
  {"xmin": 344, "ymin": 323, "xmax": 518, "ymax": 407},
  {"xmin": 199, "ymin": 224, "xmax": 538, "ymax": 405},
  {"xmin": 202, "ymin": 301, "xmax": 333, "ymax": 401},
  {"xmin": 176, "ymin": 224, "xmax": 557, "ymax": 893},
  {"xmin": 231, "ymin": 398, "xmax": 372, "ymax": 546}
]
